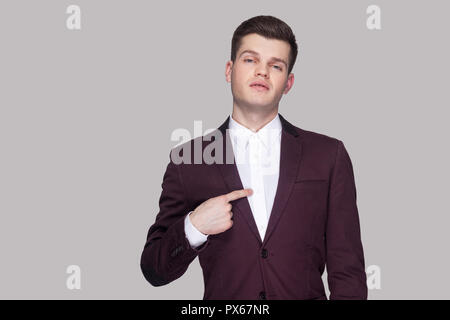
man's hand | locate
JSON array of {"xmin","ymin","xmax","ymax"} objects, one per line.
[{"xmin": 189, "ymin": 188, "xmax": 253, "ymax": 235}]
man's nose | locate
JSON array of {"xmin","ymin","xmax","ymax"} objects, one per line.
[{"xmin": 255, "ymin": 65, "xmax": 269, "ymax": 78}]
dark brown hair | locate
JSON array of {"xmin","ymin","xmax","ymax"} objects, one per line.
[{"xmin": 231, "ymin": 15, "xmax": 298, "ymax": 74}]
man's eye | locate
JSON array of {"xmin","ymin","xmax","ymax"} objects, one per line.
[
  {"xmin": 244, "ymin": 58, "xmax": 254, "ymax": 63},
  {"xmin": 273, "ymin": 65, "xmax": 282, "ymax": 70}
]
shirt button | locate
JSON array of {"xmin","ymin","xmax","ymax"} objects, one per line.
[
  {"xmin": 259, "ymin": 291, "xmax": 267, "ymax": 300},
  {"xmin": 261, "ymin": 249, "xmax": 268, "ymax": 259}
]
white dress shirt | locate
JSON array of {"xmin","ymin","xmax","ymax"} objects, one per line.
[{"xmin": 184, "ymin": 114, "xmax": 282, "ymax": 248}]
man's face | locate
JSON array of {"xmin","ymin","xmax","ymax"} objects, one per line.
[{"xmin": 225, "ymin": 33, "xmax": 294, "ymax": 112}]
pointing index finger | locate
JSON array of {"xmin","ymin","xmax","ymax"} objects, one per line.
[{"xmin": 225, "ymin": 188, "xmax": 253, "ymax": 202}]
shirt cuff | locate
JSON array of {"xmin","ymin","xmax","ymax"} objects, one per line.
[{"xmin": 184, "ymin": 211, "xmax": 209, "ymax": 248}]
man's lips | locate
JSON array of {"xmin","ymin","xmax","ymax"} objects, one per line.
[
  {"xmin": 249, "ymin": 81, "xmax": 270, "ymax": 91},
  {"xmin": 250, "ymin": 85, "xmax": 269, "ymax": 92}
]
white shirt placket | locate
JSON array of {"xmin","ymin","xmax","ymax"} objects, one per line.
[{"xmin": 248, "ymin": 134, "xmax": 268, "ymax": 240}]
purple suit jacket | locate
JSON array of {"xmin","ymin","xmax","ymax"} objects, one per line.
[{"xmin": 140, "ymin": 114, "xmax": 367, "ymax": 300}]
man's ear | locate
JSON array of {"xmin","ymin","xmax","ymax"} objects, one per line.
[
  {"xmin": 225, "ymin": 60, "xmax": 233, "ymax": 83},
  {"xmin": 283, "ymin": 73, "xmax": 295, "ymax": 94}
]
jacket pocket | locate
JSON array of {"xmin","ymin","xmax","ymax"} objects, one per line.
[{"xmin": 295, "ymin": 179, "xmax": 327, "ymax": 183}]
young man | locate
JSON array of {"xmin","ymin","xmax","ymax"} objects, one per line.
[{"xmin": 140, "ymin": 15, "xmax": 367, "ymax": 300}]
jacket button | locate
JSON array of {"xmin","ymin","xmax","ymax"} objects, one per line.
[
  {"xmin": 259, "ymin": 291, "xmax": 267, "ymax": 300},
  {"xmin": 261, "ymin": 249, "xmax": 268, "ymax": 259}
]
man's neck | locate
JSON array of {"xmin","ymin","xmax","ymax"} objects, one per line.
[{"xmin": 231, "ymin": 106, "xmax": 279, "ymax": 133}]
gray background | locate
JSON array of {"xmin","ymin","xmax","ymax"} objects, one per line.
[{"xmin": 0, "ymin": 0, "xmax": 449, "ymax": 299}]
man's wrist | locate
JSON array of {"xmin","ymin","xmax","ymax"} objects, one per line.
[{"xmin": 184, "ymin": 211, "xmax": 208, "ymax": 248}]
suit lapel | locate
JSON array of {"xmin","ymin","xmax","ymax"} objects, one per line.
[
  {"xmin": 262, "ymin": 115, "xmax": 302, "ymax": 246},
  {"xmin": 215, "ymin": 114, "xmax": 303, "ymax": 246}
]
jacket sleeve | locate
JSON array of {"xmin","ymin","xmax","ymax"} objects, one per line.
[
  {"xmin": 326, "ymin": 140, "xmax": 368, "ymax": 299},
  {"xmin": 140, "ymin": 152, "xmax": 210, "ymax": 287}
]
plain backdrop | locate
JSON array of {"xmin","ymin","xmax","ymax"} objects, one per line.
[{"xmin": 0, "ymin": 0, "xmax": 449, "ymax": 299}]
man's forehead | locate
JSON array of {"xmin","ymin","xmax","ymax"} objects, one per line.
[{"xmin": 237, "ymin": 34, "xmax": 290, "ymax": 60}]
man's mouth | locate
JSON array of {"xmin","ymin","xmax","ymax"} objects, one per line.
[{"xmin": 249, "ymin": 81, "xmax": 269, "ymax": 92}]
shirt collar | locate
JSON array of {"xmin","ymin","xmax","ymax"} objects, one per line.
[{"xmin": 228, "ymin": 113, "xmax": 282, "ymax": 150}]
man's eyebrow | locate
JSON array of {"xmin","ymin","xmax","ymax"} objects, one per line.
[{"xmin": 239, "ymin": 50, "xmax": 288, "ymax": 68}]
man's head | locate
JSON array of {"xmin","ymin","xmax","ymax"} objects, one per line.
[{"xmin": 225, "ymin": 15, "xmax": 298, "ymax": 114}]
